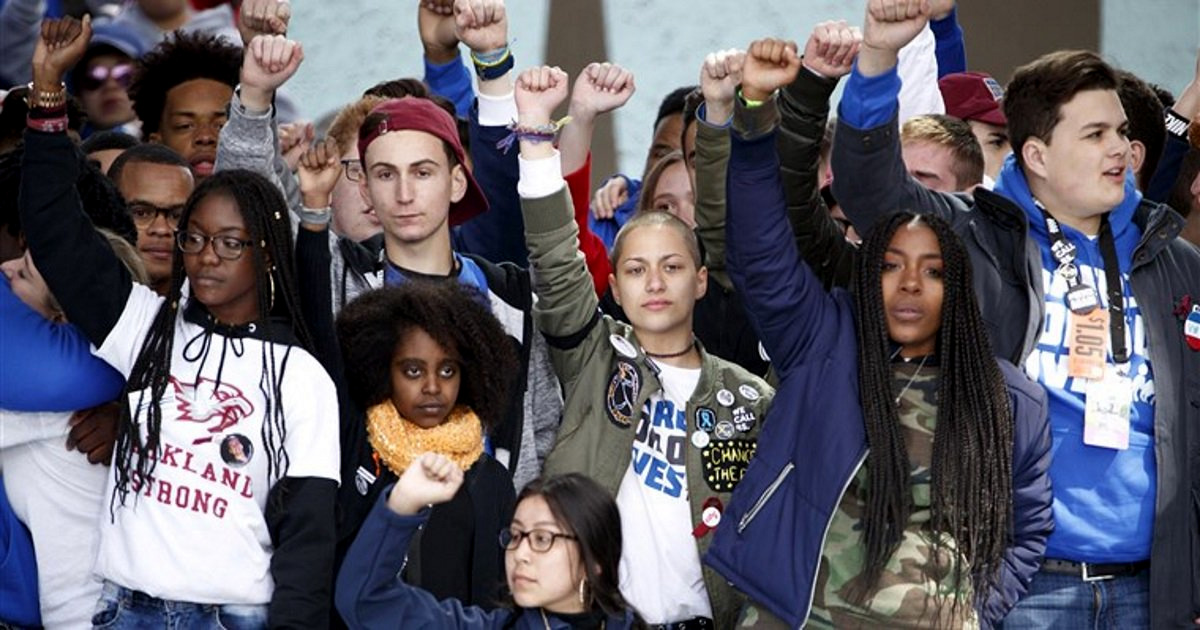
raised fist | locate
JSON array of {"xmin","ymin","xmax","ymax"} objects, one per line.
[
  {"xmin": 238, "ymin": 0, "xmax": 290, "ymax": 44},
  {"xmin": 386, "ymin": 453, "xmax": 465, "ymax": 515},
  {"xmin": 297, "ymin": 137, "xmax": 343, "ymax": 209},
  {"xmin": 699, "ymin": 48, "xmax": 745, "ymax": 124},
  {"xmin": 454, "ymin": 0, "xmax": 507, "ymax": 55},
  {"xmin": 569, "ymin": 62, "xmax": 635, "ymax": 119},
  {"xmin": 742, "ymin": 38, "xmax": 801, "ymax": 103},
  {"xmin": 802, "ymin": 20, "xmax": 862, "ymax": 79},
  {"xmin": 32, "ymin": 15, "xmax": 91, "ymax": 88},
  {"xmin": 419, "ymin": 0, "xmax": 459, "ymax": 63},
  {"xmin": 240, "ymin": 34, "xmax": 304, "ymax": 110},
  {"xmin": 515, "ymin": 65, "xmax": 569, "ymax": 126},
  {"xmin": 863, "ymin": 0, "xmax": 932, "ymax": 54},
  {"xmin": 278, "ymin": 121, "xmax": 314, "ymax": 172}
]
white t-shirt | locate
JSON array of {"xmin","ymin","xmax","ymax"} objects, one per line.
[
  {"xmin": 2, "ymin": 410, "xmax": 107, "ymax": 629},
  {"xmin": 616, "ymin": 361, "xmax": 710, "ymax": 623},
  {"xmin": 92, "ymin": 284, "xmax": 340, "ymax": 605}
]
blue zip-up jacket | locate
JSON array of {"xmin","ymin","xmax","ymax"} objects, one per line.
[
  {"xmin": 335, "ymin": 487, "xmax": 637, "ymax": 630},
  {"xmin": 705, "ymin": 110, "xmax": 1054, "ymax": 629}
]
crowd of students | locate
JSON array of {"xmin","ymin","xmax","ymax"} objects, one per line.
[{"xmin": 0, "ymin": 0, "xmax": 1198, "ymax": 628}]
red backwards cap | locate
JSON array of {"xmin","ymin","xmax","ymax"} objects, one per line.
[{"xmin": 357, "ymin": 98, "xmax": 488, "ymax": 226}]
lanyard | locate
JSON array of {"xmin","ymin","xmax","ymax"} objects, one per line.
[{"xmin": 1040, "ymin": 209, "xmax": 1129, "ymax": 363}]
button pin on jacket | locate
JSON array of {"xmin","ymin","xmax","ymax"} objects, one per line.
[
  {"xmin": 609, "ymin": 334, "xmax": 638, "ymax": 358},
  {"xmin": 691, "ymin": 497, "xmax": 724, "ymax": 538},
  {"xmin": 1184, "ymin": 305, "xmax": 1200, "ymax": 351},
  {"xmin": 716, "ymin": 389, "xmax": 735, "ymax": 407}
]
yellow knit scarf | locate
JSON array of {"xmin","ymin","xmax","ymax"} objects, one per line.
[{"xmin": 366, "ymin": 402, "xmax": 484, "ymax": 476}]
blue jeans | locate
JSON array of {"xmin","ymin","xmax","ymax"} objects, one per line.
[
  {"xmin": 91, "ymin": 581, "xmax": 268, "ymax": 629},
  {"xmin": 1001, "ymin": 567, "xmax": 1150, "ymax": 629}
]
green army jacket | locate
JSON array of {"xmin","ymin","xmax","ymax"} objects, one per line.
[{"xmin": 521, "ymin": 185, "xmax": 774, "ymax": 628}]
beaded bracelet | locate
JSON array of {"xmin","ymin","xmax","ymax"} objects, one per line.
[{"xmin": 495, "ymin": 116, "xmax": 572, "ymax": 154}]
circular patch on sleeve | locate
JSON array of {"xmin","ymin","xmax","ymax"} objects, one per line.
[{"xmin": 605, "ymin": 359, "xmax": 640, "ymax": 428}]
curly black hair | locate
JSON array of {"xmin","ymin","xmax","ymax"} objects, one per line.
[
  {"xmin": 336, "ymin": 282, "xmax": 518, "ymax": 431},
  {"xmin": 129, "ymin": 30, "xmax": 242, "ymax": 138}
]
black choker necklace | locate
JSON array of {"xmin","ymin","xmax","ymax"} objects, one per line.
[{"xmin": 643, "ymin": 338, "xmax": 696, "ymax": 359}]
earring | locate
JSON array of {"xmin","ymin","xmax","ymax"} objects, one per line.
[
  {"xmin": 268, "ymin": 268, "xmax": 276, "ymax": 312},
  {"xmin": 577, "ymin": 577, "xmax": 587, "ymax": 606}
]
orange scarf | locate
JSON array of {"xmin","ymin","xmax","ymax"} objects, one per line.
[{"xmin": 366, "ymin": 402, "xmax": 484, "ymax": 476}]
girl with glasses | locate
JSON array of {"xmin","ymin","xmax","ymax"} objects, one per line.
[
  {"xmin": 19, "ymin": 18, "xmax": 340, "ymax": 627},
  {"xmin": 334, "ymin": 282, "xmax": 519, "ymax": 608},
  {"xmin": 337, "ymin": 454, "xmax": 643, "ymax": 629}
]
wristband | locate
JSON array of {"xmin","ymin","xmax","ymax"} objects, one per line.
[
  {"xmin": 26, "ymin": 114, "xmax": 68, "ymax": 133},
  {"xmin": 737, "ymin": 87, "xmax": 766, "ymax": 108},
  {"xmin": 472, "ymin": 49, "xmax": 514, "ymax": 81},
  {"xmin": 472, "ymin": 44, "xmax": 509, "ymax": 65},
  {"xmin": 1164, "ymin": 108, "xmax": 1190, "ymax": 140},
  {"xmin": 298, "ymin": 205, "xmax": 332, "ymax": 226}
]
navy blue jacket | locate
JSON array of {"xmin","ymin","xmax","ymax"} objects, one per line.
[
  {"xmin": 335, "ymin": 488, "xmax": 637, "ymax": 630},
  {"xmin": 704, "ymin": 118, "xmax": 1054, "ymax": 629}
]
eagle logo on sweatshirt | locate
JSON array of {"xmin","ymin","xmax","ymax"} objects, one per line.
[{"xmin": 170, "ymin": 377, "xmax": 255, "ymax": 444}]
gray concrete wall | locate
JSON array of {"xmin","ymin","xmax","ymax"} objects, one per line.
[{"xmin": 287, "ymin": 1, "xmax": 1199, "ymax": 177}]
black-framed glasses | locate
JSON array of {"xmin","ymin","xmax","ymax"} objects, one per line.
[
  {"xmin": 175, "ymin": 230, "xmax": 255, "ymax": 261},
  {"xmin": 129, "ymin": 203, "xmax": 185, "ymax": 228},
  {"xmin": 498, "ymin": 528, "xmax": 577, "ymax": 553},
  {"xmin": 80, "ymin": 62, "xmax": 134, "ymax": 91},
  {"xmin": 341, "ymin": 158, "xmax": 364, "ymax": 182}
]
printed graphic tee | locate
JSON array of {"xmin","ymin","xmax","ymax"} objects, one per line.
[
  {"xmin": 91, "ymin": 286, "xmax": 340, "ymax": 605},
  {"xmin": 616, "ymin": 361, "xmax": 710, "ymax": 623}
]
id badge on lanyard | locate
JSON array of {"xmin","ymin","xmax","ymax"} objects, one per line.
[{"xmin": 1042, "ymin": 208, "xmax": 1131, "ymax": 450}]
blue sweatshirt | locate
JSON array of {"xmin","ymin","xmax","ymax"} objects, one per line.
[{"xmin": 994, "ymin": 159, "xmax": 1156, "ymax": 563}]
